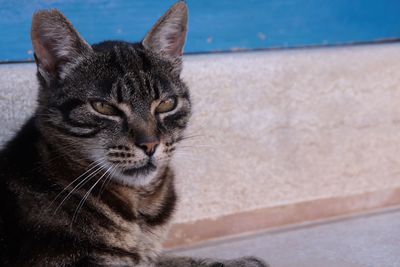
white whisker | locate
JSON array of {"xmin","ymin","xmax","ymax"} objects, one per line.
[
  {"xmin": 48, "ymin": 159, "xmax": 103, "ymax": 209},
  {"xmin": 70, "ymin": 165, "xmax": 114, "ymax": 226},
  {"xmin": 53, "ymin": 161, "xmax": 105, "ymax": 214}
]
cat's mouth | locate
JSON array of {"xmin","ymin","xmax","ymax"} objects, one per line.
[{"xmin": 120, "ymin": 162, "xmax": 157, "ymax": 176}]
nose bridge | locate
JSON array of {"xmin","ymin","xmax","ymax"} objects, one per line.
[
  {"xmin": 127, "ymin": 113, "xmax": 157, "ymax": 139},
  {"xmin": 121, "ymin": 101, "xmax": 160, "ymax": 155},
  {"xmin": 126, "ymin": 113, "xmax": 159, "ymax": 156},
  {"xmin": 133, "ymin": 125, "xmax": 160, "ymax": 156}
]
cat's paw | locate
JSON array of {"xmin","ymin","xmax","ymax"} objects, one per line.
[{"xmin": 222, "ymin": 256, "xmax": 269, "ymax": 267}]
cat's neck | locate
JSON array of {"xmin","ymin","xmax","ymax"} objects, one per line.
[{"xmin": 35, "ymin": 143, "xmax": 88, "ymax": 190}]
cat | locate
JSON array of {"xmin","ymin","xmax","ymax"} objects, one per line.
[{"xmin": 0, "ymin": 2, "xmax": 268, "ymax": 266}]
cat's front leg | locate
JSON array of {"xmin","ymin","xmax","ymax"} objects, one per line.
[{"xmin": 155, "ymin": 255, "xmax": 269, "ymax": 267}]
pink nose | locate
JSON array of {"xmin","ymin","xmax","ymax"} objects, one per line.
[{"xmin": 137, "ymin": 140, "xmax": 160, "ymax": 156}]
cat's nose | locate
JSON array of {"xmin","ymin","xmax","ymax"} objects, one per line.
[{"xmin": 136, "ymin": 138, "xmax": 160, "ymax": 156}]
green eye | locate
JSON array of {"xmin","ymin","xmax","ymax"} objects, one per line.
[
  {"xmin": 91, "ymin": 101, "xmax": 119, "ymax": 116},
  {"xmin": 155, "ymin": 97, "xmax": 177, "ymax": 113}
]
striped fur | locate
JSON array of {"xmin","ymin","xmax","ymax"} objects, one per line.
[{"xmin": 0, "ymin": 2, "xmax": 267, "ymax": 267}]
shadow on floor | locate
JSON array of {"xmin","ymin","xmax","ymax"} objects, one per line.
[{"xmin": 173, "ymin": 207, "xmax": 400, "ymax": 267}]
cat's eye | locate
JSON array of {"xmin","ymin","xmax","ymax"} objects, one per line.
[
  {"xmin": 91, "ymin": 101, "xmax": 119, "ymax": 116},
  {"xmin": 155, "ymin": 97, "xmax": 177, "ymax": 113}
]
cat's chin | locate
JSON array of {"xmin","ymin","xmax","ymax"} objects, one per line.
[
  {"xmin": 121, "ymin": 162, "xmax": 157, "ymax": 177},
  {"xmin": 111, "ymin": 162, "xmax": 163, "ymax": 187}
]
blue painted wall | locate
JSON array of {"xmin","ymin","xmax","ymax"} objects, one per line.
[{"xmin": 1, "ymin": 0, "xmax": 400, "ymax": 62}]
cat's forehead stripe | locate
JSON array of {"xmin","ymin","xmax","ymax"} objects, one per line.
[
  {"xmin": 109, "ymin": 70, "xmax": 166, "ymax": 104},
  {"xmin": 115, "ymin": 78, "xmax": 123, "ymax": 103}
]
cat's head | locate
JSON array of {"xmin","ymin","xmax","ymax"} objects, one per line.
[{"xmin": 31, "ymin": 2, "xmax": 190, "ymax": 186}]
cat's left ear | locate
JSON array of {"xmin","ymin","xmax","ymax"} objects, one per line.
[
  {"xmin": 142, "ymin": 2, "xmax": 188, "ymax": 72},
  {"xmin": 31, "ymin": 9, "xmax": 93, "ymax": 84}
]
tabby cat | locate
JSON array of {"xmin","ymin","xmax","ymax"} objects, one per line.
[{"xmin": 0, "ymin": 2, "xmax": 267, "ymax": 266}]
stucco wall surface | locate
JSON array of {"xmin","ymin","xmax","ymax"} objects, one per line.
[{"xmin": 1, "ymin": 44, "xmax": 400, "ymax": 224}]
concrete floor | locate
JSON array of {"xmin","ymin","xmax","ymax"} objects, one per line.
[{"xmin": 174, "ymin": 207, "xmax": 400, "ymax": 267}]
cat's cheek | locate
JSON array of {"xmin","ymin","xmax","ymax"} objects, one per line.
[{"xmin": 153, "ymin": 143, "xmax": 173, "ymax": 164}]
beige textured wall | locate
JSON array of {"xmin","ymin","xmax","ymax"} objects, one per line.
[{"xmin": 1, "ymin": 44, "xmax": 400, "ymax": 225}]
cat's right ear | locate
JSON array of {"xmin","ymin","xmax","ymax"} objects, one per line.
[
  {"xmin": 31, "ymin": 10, "xmax": 92, "ymax": 84},
  {"xmin": 142, "ymin": 2, "xmax": 188, "ymax": 74}
]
